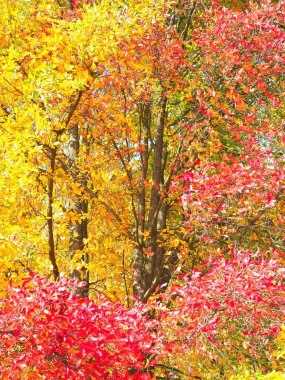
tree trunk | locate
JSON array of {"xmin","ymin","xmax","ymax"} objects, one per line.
[
  {"xmin": 133, "ymin": 95, "xmax": 174, "ymax": 302},
  {"xmin": 66, "ymin": 124, "xmax": 89, "ymax": 297},
  {"xmin": 47, "ymin": 147, "xmax": 60, "ymax": 281}
]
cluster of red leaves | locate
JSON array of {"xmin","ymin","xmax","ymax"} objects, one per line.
[
  {"xmin": 154, "ymin": 250, "xmax": 285, "ymax": 375},
  {"xmin": 178, "ymin": 136, "xmax": 285, "ymax": 249},
  {"xmin": 1, "ymin": 255, "xmax": 285, "ymax": 378},
  {"xmin": 0, "ymin": 274, "xmax": 156, "ymax": 379},
  {"xmin": 200, "ymin": 1, "xmax": 285, "ymax": 76},
  {"xmin": 71, "ymin": 0, "xmax": 93, "ymax": 8},
  {"xmin": 193, "ymin": 0, "xmax": 285, "ymax": 140}
]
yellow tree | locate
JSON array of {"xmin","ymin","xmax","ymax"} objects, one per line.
[
  {"xmin": 0, "ymin": 0, "xmax": 165, "ymax": 298},
  {"xmin": 0, "ymin": 0, "xmax": 284, "ymax": 304}
]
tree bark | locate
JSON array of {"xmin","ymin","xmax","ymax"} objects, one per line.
[
  {"xmin": 133, "ymin": 95, "xmax": 172, "ymax": 302},
  {"xmin": 67, "ymin": 124, "xmax": 89, "ymax": 297},
  {"xmin": 47, "ymin": 147, "xmax": 60, "ymax": 281}
]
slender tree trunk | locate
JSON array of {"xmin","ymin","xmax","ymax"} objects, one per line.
[
  {"xmin": 133, "ymin": 96, "xmax": 172, "ymax": 302},
  {"xmin": 67, "ymin": 124, "xmax": 89, "ymax": 297},
  {"xmin": 47, "ymin": 147, "xmax": 60, "ymax": 281}
]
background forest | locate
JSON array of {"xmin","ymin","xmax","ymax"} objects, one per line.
[{"xmin": 0, "ymin": 0, "xmax": 284, "ymax": 378}]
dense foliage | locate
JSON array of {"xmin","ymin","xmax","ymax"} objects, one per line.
[
  {"xmin": 0, "ymin": 274, "xmax": 156, "ymax": 379},
  {"xmin": 0, "ymin": 0, "xmax": 284, "ymax": 378},
  {"xmin": 1, "ymin": 252, "xmax": 285, "ymax": 378},
  {"xmin": 154, "ymin": 250, "xmax": 285, "ymax": 378}
]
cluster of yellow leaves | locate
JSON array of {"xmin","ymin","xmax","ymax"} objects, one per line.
[{"xmin": 0, "ymin": 0, "xmax": 166, "ymax": 296}]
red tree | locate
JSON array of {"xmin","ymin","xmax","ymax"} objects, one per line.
[
  {"xmin": 153, "ymin": 250, "xmax": 285, "ymax": 377},
  {"xmin": 177, "ymin": 135, "xmax": 285, "ymax": 256},
  {"xmin": 0, "ymin": 274, "xmax": 158, "ymax": 379}
]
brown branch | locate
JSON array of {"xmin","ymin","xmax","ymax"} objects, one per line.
[
  {"xmin": 141, "ymin": 256, "xmax": 165, "ymax": 302},
  {"xmin": 3, "ymin": 78, "xmax": 46, "ymax": 110},
  {"xmin": 47, "ymin": 147, "xmax": 60, "ymax": 280},
  {"xmin": 64, "ymin": 90, "xmax": 83, "ymax": 128},
  {"xmin": 122, "ymin": 249, "xmax": 130, "ymax": 307}
]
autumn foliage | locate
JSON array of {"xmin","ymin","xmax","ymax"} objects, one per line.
[
  {"xmin": 0, "ymin": 274, "xmax": 156, "ymax": 379},
  {"xmin": 1, "ymin": 252, "xmax": 285, "ymax": 379},
  {"xmin": 178, "ymin": 136, "xmax": 285, "ymax": 257},
  {"xmin": 0, "ymin": 0, "xmax": 285, "ymax": 378},
  {"xmin": 155, "ymin": 250, "xmax": 285, "ymax": 378}
]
